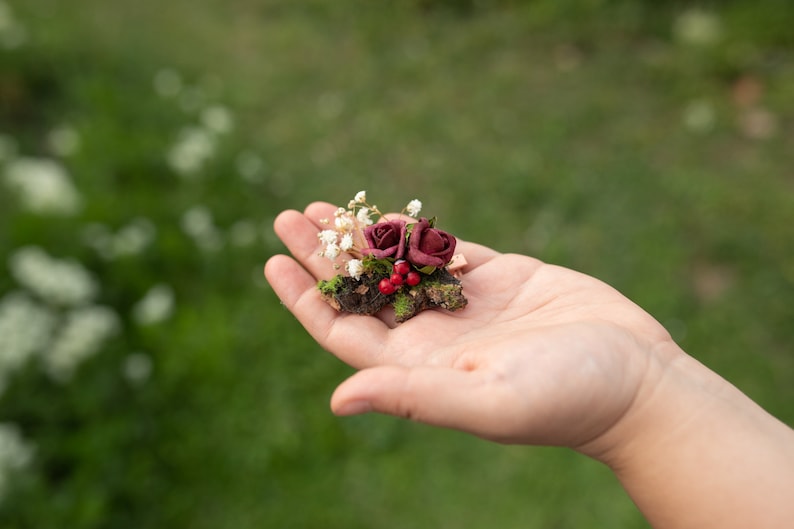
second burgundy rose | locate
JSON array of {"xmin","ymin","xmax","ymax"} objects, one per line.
[{"xmin": 407, "ymin": 217, "xmax": 456, "ymax": 268}]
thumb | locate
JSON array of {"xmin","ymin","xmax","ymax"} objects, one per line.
[{"xmin": 330, "ymin": 365, "xmax": 515, "ymax": 440}]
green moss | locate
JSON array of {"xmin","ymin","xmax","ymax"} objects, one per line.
[
  {"xmin": 361, "ymin": 256, "xmax": 392, "ymax": 277},
  {"xmin": 317, "ymin": 274, "xmax": 344, "ymax": 295},
  {"xmin": 392, "ymin": 290, "xmax": 415, "ymax": 321}
]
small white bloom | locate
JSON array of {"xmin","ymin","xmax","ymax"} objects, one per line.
[
  {"xmin": 166, "ymin": 126, "xmax": 216, "ymax": 177},
  {"xmin": 318, "ymin": 229, "xmax": 338, "ymax": 245},
  {"xmin": 0, "ymin": 422, "xmax": 35, "ymax": 502},
  {"xmin": 356, "ymin": 207, "xmax": 373, "ymax": 226},
  {"xmin": 339, "ymin": 233, "xmax": 354, "ymax": 251},
  {"xmin": 46, "ymin": 125, "xmax": 80, "ymax": 157},
  {"xmin": 406, "ymin": 199, "xmax": 422, "ymax": 218},
  {"xmin": 673, "ymin": 9, "xmax": 721, "ymax": 47},
  {"xmin": 346, "ymin": 259, "xmax": 364, "ymax": 281},
  {"xmin": 153, "ymin": 68, "xmax": 183, "ymax": 98},
  {"xmin": 201, "ymin": 105, "xmax": 234, "ymax": 135},
  {"xmin": 229, "ymin": 220, "xmax": 257, "ymax": 247},
  {"xmin": 122, "ymin": 352, "xmax": 153, "ymax": 385},
  {"xmin": 323, "ymin": 242, "xmax": 340, "ymax": 260},
  {"xmin": 354, "ymin": 190, "xmax": 366, "ymax": 203},
  {"xmin": 9, "ymin": 246, "xmax": 98, "ymax": 306},
  {"xmin": 4, "ymin": 157, "xmax": 82, "ymax": 216},
  {"xmin": 334, "ymin": 213, "xmax": 354, "ymax": 232},
  {"xmin": 43, "ymin": 305, "xmax": 120, "ymax": 382},
  {"xmin": 0, "ymin": 292, "xmax": 56, "ymax": 393},
  {"xmin": 132, "ymin": 284, "xmax": 175, "ymax": 326},
  {"xmin": 334, "ymin": 207, "xmax": 346, "ymax": 217},
  {"xmin": 181, "ymin": 206, "xmax": 224, "ymax": 252}
]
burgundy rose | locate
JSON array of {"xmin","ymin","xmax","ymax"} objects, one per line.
[
  {"xmin": 363, "ymin": 220, "xmax": 407, "ymax": 259},
  {"xmin": 407, "ymin": 218, "xmax": 456, "ymax": 268}
]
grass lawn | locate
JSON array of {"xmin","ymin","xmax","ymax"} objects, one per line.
[{"xmin": 1, "ymin": 1, "xmax": 792, "ymax": 527}]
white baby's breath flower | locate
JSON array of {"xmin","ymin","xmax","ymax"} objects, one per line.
[
  {"xmin": 346, "ymin": 259, "xmax": 364, "ymax": 280},
  {"xmin": 356, "ymin": 207, "xmax": 373, "ymax": 226},
  {"xmin": 318, "ymin": 229, "xmax": 338, "ymax": 245},
  {"xmin": 339, "ymin": 233, "xmax": 354, "ymax": 251},
  {"xmin": 354, "ymin": 190, "xmax": 366, "ymax": 203},
  {"xmin": 334, "ymin": 207, "xmax": 346, "ymax": 217},
  {"xmin": 323, "ymin": 242, "xmax": 341, "ymax": 260},
  {"xmin": 334, "ymin": 214, "xmax": 354, "ymax": 232},
  {"xmin": 405, "ymin": 199, "xmax": 422, "ymax": 218}
]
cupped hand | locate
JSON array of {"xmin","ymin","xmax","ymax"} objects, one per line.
[{"xmin": 264, "ymin": 202, "xmax": 681, "ymax": 453}]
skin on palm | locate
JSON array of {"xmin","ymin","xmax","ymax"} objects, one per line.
[
  {"xmin": 265, "ymin": 201, "xmax": 794, "ymax": 529},
  {"xmin": 264, "ymin": 202, "xmax": 674, "ymax": 450}
]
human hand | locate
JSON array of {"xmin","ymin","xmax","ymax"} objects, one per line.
[{"xmin": 264, "ymin": 201, "xmax": 683, "ymax": 455}]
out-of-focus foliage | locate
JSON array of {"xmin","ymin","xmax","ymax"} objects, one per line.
[{"xmin": 1, "ymin": 1, "xmax": 792, "ymax": 527}]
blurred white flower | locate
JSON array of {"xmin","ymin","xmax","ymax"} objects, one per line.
[
  {"xmin": 121, "ymin": 352, "xmax": 153, "ymax": 385},
  {"xmin": 682, "ymin": 100, "xmax": 716, "ymax": 133},
  {"xmin": 43, "ymin": 305, "xmax": 120, "ymax": 382},
  {"xmin": 132, "ymin": 284, "xmax": 175, "ymax": 326},
  {"xmin": 0, "ymin": 1, "xmax": 27, "ymax": 49},
  {"xmin": 0, "ymin": 292, "xmax": 56, "ymax": 393},
  {"xmin": 181, "ymin": 205, "xmax": 224, "ymax": 251},
  {"xmin": 0, "ymin": 422, "xmax": 34, "ymax": 503},
  {"xmin": 9, "ymin": 246, "xmax": 98, "ymax": 306},
  {"xmin": 0, "ymin": 134, "xmax": 17, "ymax": 162},
  {"xmin": 235, "ymin": 151, "xmax": 266, "ymax": 183},
  {"xmin": 166, "ymin": 126, "xmax": 217, "ymax": 177},
  {"xmin": 3, "ymin": 157, "xmax": 82, "ymax": 215},
  {"xmin": 229, "ymin": 220, "xmax": 258, "ymax": 247},
  {"xmin": 201, "ymin": 105, "xmax": 234, "ymax": 135},
  {"xmin": 82, "ymin": 218, "xmax": 156, "ymax": 260},
  {"xmin": 153, "ymin": 68, "xmax": 183, "ymax": 98},
  {"xmin": 46, "ymin": 125, "xmax": 81, "ymax": 157},
  {"xmin": 673, "ymin": 9, "xmax": 721, "ymax": 47}
]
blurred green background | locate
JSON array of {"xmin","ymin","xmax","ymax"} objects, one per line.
[{"xmin": 1, "ymin": 0, "xmax": 792, "ymax": 527}]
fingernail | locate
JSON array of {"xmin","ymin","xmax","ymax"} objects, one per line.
[{"xmin": 335, "ymin": 400, "xmax": 372, "ymax": 416}]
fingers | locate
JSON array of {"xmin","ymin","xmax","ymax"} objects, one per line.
[
  {"xmin": 272, "ymin": 202, "xmax": 339, "ymax": 281},
  {"xmin": 330, "ymin": 365, "xmax": 517, "ymax": 442},
  {"xmin": 264, "ymin": 254, "xmax": 390, "ymax": 368}
]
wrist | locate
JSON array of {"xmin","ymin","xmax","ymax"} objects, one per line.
[{"xmin": 578, "ymin": 341, "xmax": 794, "ymax": 528}]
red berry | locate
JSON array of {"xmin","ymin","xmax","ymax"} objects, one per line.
[
  {"xmin": 406, "ymin": 271, "xmax": 421, "ymax": 286},
  {"xmin": 393, "ymin": 260, "xmax": 411, "ymax": 276},
  {"xmin": 378, "ymin": 278, "xmax": 396, "ymax": 295},
  {"xmin": 390, "ymin": 273, "xmax": 404, "ymax": 286}
]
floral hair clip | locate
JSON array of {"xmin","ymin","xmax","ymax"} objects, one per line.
[{"xmin": 316, "ymin": 191, "xmax": 467, "ymax": 323}]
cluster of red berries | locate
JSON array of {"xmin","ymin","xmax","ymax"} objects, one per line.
[{"xmin": 378, "ymin": 260, "xmax": 421, "ymax": 295}]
